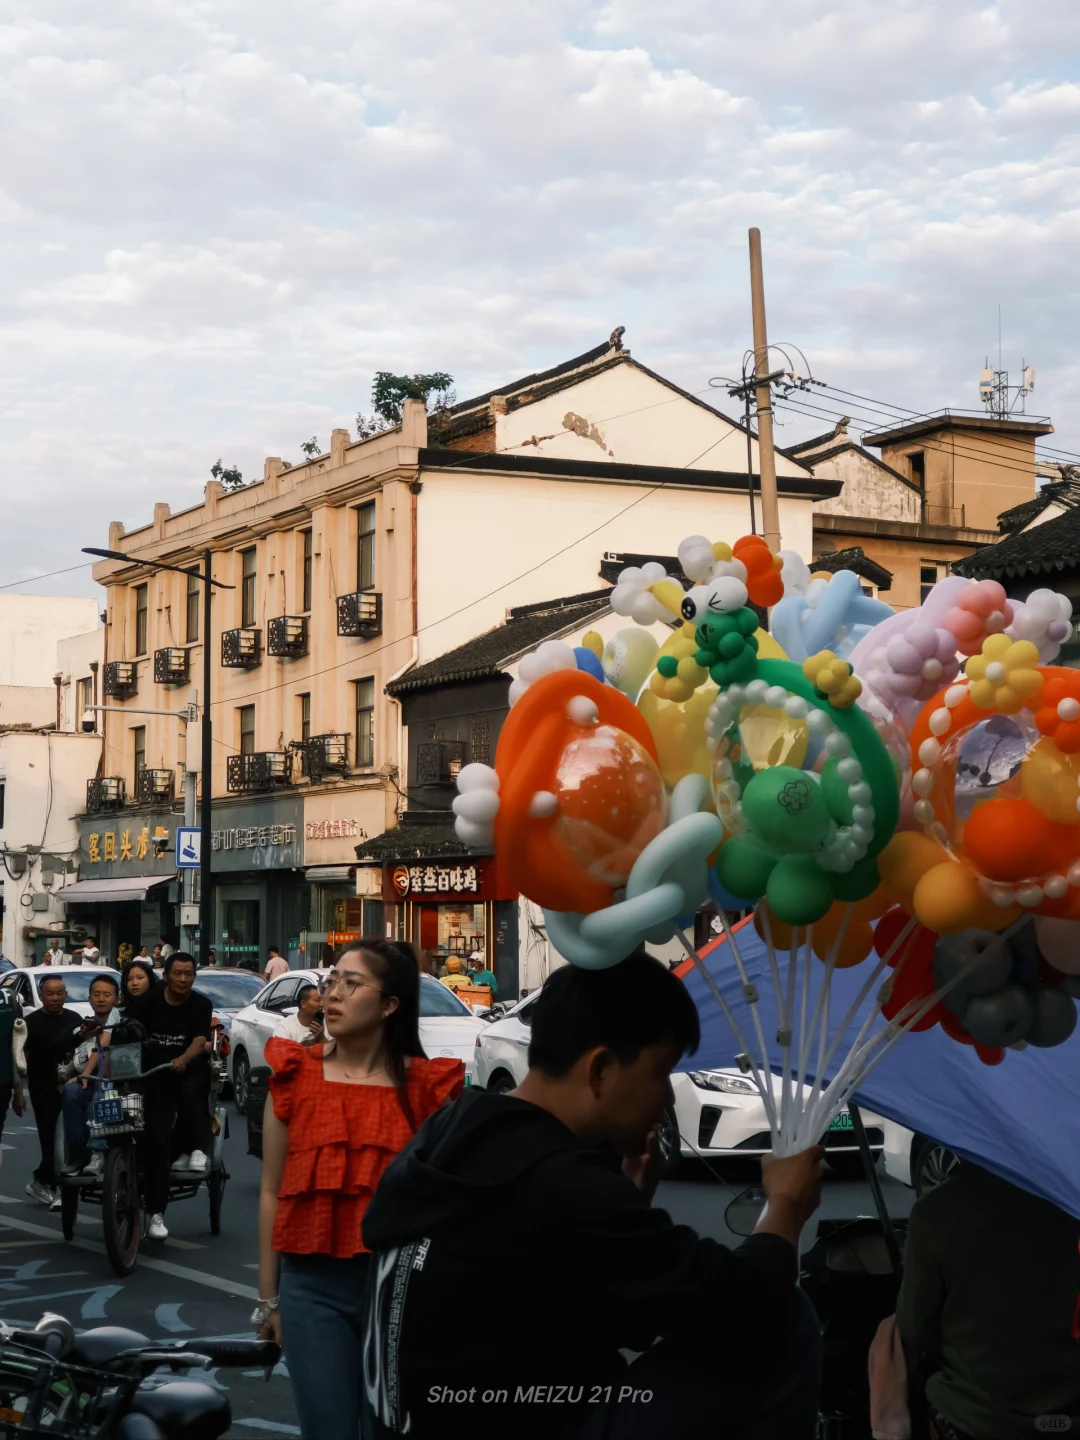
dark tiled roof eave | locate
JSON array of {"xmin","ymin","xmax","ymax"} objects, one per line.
[
  {"xmin": 355, "ymin": 823, "xmax": 487, "ymax": 863},
  {"xmin": 811, "ymin": 546, "xmax": 894, "ymax": 590},
  {"xmin": 953, "ymin": 505, "xmax": 1080, "ymax": 580}
]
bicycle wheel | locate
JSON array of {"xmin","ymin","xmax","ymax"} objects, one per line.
[
  {"xmin": 208, "ymin": 1167, "xmax": 224, "ymax": 1236},
  {"xmin": 102, "ymin": 1146, "xmax": 141, "ymax": 1277},
  {"xmin": 60, "ymin": 1183, "xmax": 79, "ymax": 1242}
]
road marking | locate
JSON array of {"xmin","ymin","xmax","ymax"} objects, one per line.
[
  {"xmin": 0, "ymin": 1213, "xmax": 258, "ymax": 1300},
  {"xmin": 81, "ymin": 1285, "xmax": 122, "ymax": 1319},
  {"xmin": 0, "ymin": 1240, "xmax": 44, "ymax": 1250},
  {"xmin": 155, "ymin": 1302, "xmax": 194, "ymax": 1333},
  {"xmin": 234, "ymin": 1422, "xmax": 300, "ymax": 1435},
  {"xmin": 243, "ymin": 1263, "xmax": 259, "ymax": 1270},
  {"xmin": 163, "ymin": 1237, "xmax": 205, "ymax": 1252}
]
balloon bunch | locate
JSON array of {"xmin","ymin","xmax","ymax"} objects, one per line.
[{"xmin": 454, "ymin": 525, "xmax": 1080, "ymax": 1154}]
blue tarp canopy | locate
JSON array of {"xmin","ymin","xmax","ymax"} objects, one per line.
[{"xmin": 679, "ymin": 921, "xmax": 1080, "ymax": 1220}]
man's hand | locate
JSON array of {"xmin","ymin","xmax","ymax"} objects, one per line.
[
  {"xmin": 80, "ymin": 1020, "xmax": 102, "ymax": 1037},
  {"xmin": 756, "ymin": 1147, "xmax": 824, "ymax": 1246},
  {"xmin": 11, "ymin": 1087, "xmax": 24, "ymax": 1117},
  {"xmin": 622, "ymin": 1130, "xmax": 664, "ymax": 1203},
  {"xmin": 171, "ymin": 1056, "xmax": 188, "ymax": 1073},
  {"xmin": 306, "ymin": 1020, "xmax": 325, "ymax": 1041}
]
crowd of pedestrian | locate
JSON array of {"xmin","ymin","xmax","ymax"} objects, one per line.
[{"xmin": 36, "ymin": 935, "xmax": 174, "ymax": 968}]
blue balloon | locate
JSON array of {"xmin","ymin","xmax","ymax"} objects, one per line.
[
  {"xmin": 707, "ymin": 869, "xmax": 753, "ymax": 914},
  {"xmin": 574, "ymin": 646, "xmax": 606, "ymax": 683}
]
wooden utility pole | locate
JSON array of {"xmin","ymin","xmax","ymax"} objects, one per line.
[{"xmin": 748, "ymin": 227, "xmax": 781, "ymax": 553}]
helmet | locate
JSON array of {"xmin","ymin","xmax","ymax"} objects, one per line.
[{"xmin": 446, "ymin": 956, "xmax": 463, "ymax": 973}]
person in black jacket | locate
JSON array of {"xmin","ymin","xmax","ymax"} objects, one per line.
[
  {"xmin": 362, "ymin": 952, "xmax": 823, "ymax": 1440},
  {"xmin": 24, "ymin": 976, "xmax": 84, "ymax": 1207}
]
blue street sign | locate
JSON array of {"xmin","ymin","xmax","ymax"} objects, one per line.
[{"xmin": 176, "ymin": 827, "xmax": 202, "ymax": 869}]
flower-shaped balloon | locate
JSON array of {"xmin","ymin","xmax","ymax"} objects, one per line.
[
  {"xmin": 610, "ymin": 561, "xmax": 672, "ymax": 626},
  {"xmin": 802, "ymin": 651, "xmax": 862, "ymax": 709},
  {"xmin": 875, "ymin": 623, "xmax": 960, "ymax": 703},
  {"xmin": 1034, "ymin": 674, "xmax": 1080, "ymax": 753},
  {"xmin": 652, "ymin": 628, "xmax": 710, "ymax": 701},
  {"xmin": 941, "ymin": 580, "xmax": 1014, "ymax": 658},
  {"xmin": 1007, "ymin": 588, "xmax": 1073, "ymax": 663},
  {"xmin": 965, "ymin": 634, "xmax": 1043, "ymax": 714}
]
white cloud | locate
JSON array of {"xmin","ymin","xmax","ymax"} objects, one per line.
[{"xmin": 1, "ymin": 0, "xmax": 1080, "ymax": 594}]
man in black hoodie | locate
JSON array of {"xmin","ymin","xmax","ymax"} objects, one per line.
[{"xmin": 362, "ymin": 952, "xmax": 823, "ymax": 1440}]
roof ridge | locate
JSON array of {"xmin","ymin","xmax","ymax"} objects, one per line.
[{"xmin": 448, "ymin": 338, "xmax": 620, "ymax": 415}]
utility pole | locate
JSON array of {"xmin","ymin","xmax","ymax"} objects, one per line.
[
  {"xmin": 199, "ymin": 548, "xmax": 213, "ymax": 970},
  {"xmin": 748, "ymin": 227, "xmax": 781, "ymax": 553}
]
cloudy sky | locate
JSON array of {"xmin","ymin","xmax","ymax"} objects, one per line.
[{"xmin": 3, "ymin": 1, "xmax": 1080, "ymax": 596}]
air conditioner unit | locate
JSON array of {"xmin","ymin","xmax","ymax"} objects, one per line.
[{"xmin": 355, "ymin": 866, "xmax": 383, "ymax": 897}]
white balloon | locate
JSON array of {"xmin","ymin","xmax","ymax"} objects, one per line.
[
  {"xmin": 452, "ymin": 789, "xmax": 500, "ymax": 822},
  {"xmin": 456, "ymin": 763, "xmax": 499, "ymax": 794}
]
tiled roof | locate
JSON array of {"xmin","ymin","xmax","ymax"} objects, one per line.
[
  {"xmin": 996, "ymin": 478, "xmax": 1080, "ymax": 535},
  {"xmin": 385, "ymin": 591, "xmax": 612, "ymax": 696},
  {"xmin": 355, "ymin": 815, "xmax": 482, "ymax": 863},
  {"xmin": 812, "ymin": 546, "xmax": 894, "ymax": 591},
  {"xmin": 954, "ymin": 504, "xmax": 1080, "ymax": 581}
]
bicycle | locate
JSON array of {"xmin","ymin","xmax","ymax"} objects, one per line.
[{"xmin": 53, "ymin": 1030, "xmax": 231, "ymax": 1277}]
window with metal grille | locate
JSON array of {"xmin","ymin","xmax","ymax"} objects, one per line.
[
  {"xmin": 239, "ymin": 705, "xmax": 256, "ymax": 756},
  {"xmin": 301, "ymin": 530, "xmax": 312, "ymax": 613},
  {"xmin": 298, "ymin": 693, "xmax": 311, "ymax": 744},
  {"xmin": 135, "ymin": 585, "xmax": 148, "ymax": 656},
  {"xmin": 355, "ymin": 678, "xmax": 374, "ymax": 767},
  {"xmin": 186, "ymin": 571, "xmax": 200, "ymax": 642},
  {"xmin": 471, "ymin": 716, "xmax": 491, "ymax": 766},
  {"xmin": 357, "ymin": 503, "xmax": 375, "ymax": 592},
  {"xmin": 77, "ymin": 677, "xmax": 93, "ymax": 729},
  {"xmin": 241, "ymin": 548, "xmax": 257, "ymax": 628},
  {"xmin": 133, "ymin": 726, "xmax": 146, "ymax": 781}
]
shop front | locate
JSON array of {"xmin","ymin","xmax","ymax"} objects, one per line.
[
  {"xmin": 68, "ymin": 812, "xmax": 181, "ymax": 961},
  {"xmin": 210, "ymin": 796, "xmax": 306, "ymax": 970},
  {"xmin": 300, "ymin": 789, "xmax": 388, "ymax": 965}
]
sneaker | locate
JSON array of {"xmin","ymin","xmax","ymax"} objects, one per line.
[
  {"xmin": 147, "ymin": 1213, "xmax": 168, "ymax": 1240},
  {"xmin": 60, "ymin": 1160, "xmax": 85, "ymax": 1177},
  {"xmin": 188, "ymin": 1150, "xmax": 209, "ymax": 1172},
  {"xmin": 24, "ymin": 1180, "xmax": 53, "ymax": 1207},
  {"xmin": 82, "ymin": 1153, "xmax": 105, "ymax": 1179},
  {"xmin": 49, "ymin": 1191, "xmax": 62, "ymax": 1211},
  {"xmin": 171, "ymin": 1153, "xmax": 191, "ymax": 1171}
]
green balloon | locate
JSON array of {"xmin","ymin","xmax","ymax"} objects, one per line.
[
  {"xmin": 832, "ymin": 855, "xmax": 880, "ymax": 903},
  {"xmin": 766, "ymin": 855, "xmax": 834, "ymax": 926},
  {"xmin": 742, "ymin": 766, "xmax": 830, "ymax": 854},
  {"xmin": 715, "ymin": 836, "xmax": 777, "ymax": 900},
  {"xmin": 821, "ymin": 756, "xmax": 854, "ymax": 826}
]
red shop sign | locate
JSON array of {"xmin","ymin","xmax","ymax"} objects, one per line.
[{"xmin": 383, "ymin": 857, "xmax": 514, "ymax": 903}]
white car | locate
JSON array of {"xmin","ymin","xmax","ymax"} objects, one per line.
[
  {"xmin": 228, "ymin": 969, "xmax": 486, "ymax": 1108},
  {"xmin": 475, "ymin": 991, "xmax": 886, "ymax": 1175},
  {"xmin": 883, "ymin": 1119, "xmax": 960, "ymax": 1196},
  {"xmin": 0, "ymin": 965, "xmax": 122, "ymax": 1019}
]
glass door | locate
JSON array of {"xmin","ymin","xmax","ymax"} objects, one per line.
[{"xmin": 221, "ymin": 899, "xmax": 260, "ymax": 971}]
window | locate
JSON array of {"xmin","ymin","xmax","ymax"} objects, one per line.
[
  {"xmin": 239, "ymin": 705, "xmax": 256, "ymax": 756},
  {"xmin": 241, "ymin": 548, "xmax": 257, "ymax": 628},
  {"xmin": 257, "ymin": 977, "xmax": 301, "ymax": 1014},
  {"xmin": 186, "ymin": 572, "xmax": 200, "ymax": 643},
  {"xmin": 301, "ymin": 530, "xmax": 312, "ymax": 613},
  {"xmin": 357, "ymin": 502, "xmax": 376, "ymax": 591},
  {"xmin": 76, "ymin": 677, "xmax": 93, "ymax": 730},
  {"xmin": 920, "ymin": 561, "xmax": 947, "ymax": 605},
  {"xmin": 134, "ymin": 584, "xmax": 148, "ymax": 656},
  {"xmin": 908, "ymin": 451, "xmax": 926, "ymax": 490},
  {"xmin": 133, "ymin": 726, "xmax": 146, "ymax": 780},
  {"xmin": 354, "ymin": 678, "xmax": 374, "ymax": 767},
  {"xmin": 298, "ymin": 693, "xmax": 311, "ymax": 744}
]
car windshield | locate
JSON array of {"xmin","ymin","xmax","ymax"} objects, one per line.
[
  {"xmin": 419, "ymin": 976, "xmax": 471, "ymax": 1017},
  {"xmin": 194, "ymin": 973, "xmax": 264, "ymax": 1010},
  {"xmin": 47, "ymin": 971, "xmax": 119, "ymax": 1003}
]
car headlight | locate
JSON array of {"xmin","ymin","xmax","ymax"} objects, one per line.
[{"xmin": 687, "ymin": 1070, "xmax": 756, "ymax": 1095}]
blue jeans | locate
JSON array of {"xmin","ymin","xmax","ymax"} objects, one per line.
[
  {"xmin": 280, "ymin": 1252, "xmax": 372, "ymax": 1440},
  {"xmin": 61, "ymin": 1082, "xmax": 105, "ymax": 1161}
]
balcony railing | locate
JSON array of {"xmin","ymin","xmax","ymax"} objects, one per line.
[
  {"xmin": 336, "ymin": 590, "xmax": 382, "ymax": 639},
  {"xmin": 226, "ymin": 750, "xmax": 293, "ymax": 794},
  {"xmin": 153, "ymin": 647, "xmax": 190, "ymax": 685},
  {"xmin": 136, "ymin": 768, "xmax": 175, "ymax": 804},
  {"xmin": 103, "ymin": 661, "xmax": 137, "ymax": 700},
  {"xmin": 300, "ymin": 733, "xmax": 349, "ymax": 783},
  {"xmin": 267, "ymin": 615, "xmax": 309, "ymax": 658},
  {"xmin": 221, "ymin": 627, "xmax": 262, "ymax": 668},
  {"xmin": 86, "ymin": 776, "xmax": 126, "ymax": 813}
]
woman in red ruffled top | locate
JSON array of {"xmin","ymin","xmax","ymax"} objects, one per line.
[{"xmin": 256, "ymin": 940, "xmax": 463, "ymax": 1439}]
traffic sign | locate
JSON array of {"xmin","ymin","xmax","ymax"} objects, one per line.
[{"xmin": 176, "ymin": 827, "xmax": 202, "ymax": 869}]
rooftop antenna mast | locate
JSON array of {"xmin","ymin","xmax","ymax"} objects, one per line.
[{"xmin": 979, "ymin": 308, "xmax": 1035, "ymax": 418}]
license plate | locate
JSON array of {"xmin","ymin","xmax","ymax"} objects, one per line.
[
  {"xmin": 829, "ymin": 1112, "xmax": 854, "ymax": 1132},
  {"xmin": 463, "ymin": 1073, "xmax": 473, "ymax": 1087},
  {"xmin": 93, "ymin": 1097, "xmax": 123, "ymax": 1126}
]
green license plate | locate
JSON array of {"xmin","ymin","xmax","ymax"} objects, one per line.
[
  {"xmin": 829, "ymin": 1112, "xmax": 854, "ymax": 1132},
  {"xmin": 463, "ymin": 1073, "xmax": 473, "ymax": 1087}
]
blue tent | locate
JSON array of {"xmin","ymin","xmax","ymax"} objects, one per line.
[{"xmin": 679, "ymin": 921, "xmax": 1080, "ymax": 1220}]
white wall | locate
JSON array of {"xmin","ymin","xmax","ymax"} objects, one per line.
[
  {"xmin": 811, "ymin": 448, "xmax": 921, "ymax": 524},
  {"xmin": 0, "ymin": 596, "xmax": 99, "ymax": 687},
  {"xmin": 57, "ymin": 629, "xmax": 105, "ymax": 732},
  {"xmin": 496, "ymin": 362, "xmax": 811, "ymax": 478},
  {"xmin": 416, "ymin": 467, "xmax": 813, "ymax": 660},
  {"xmin": 0, "ymin": 732, "xmax": 102, "ymax": 964},
  {"xmin": 0, "ymin": 687, "xmax": 56, "ymax": 729}
]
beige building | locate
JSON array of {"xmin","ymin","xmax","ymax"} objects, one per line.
[{"xmin": 77, "ymin": 333, "xmax": 837, "ymax": 966}]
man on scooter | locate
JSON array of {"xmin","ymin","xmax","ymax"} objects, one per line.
[
  {"xmin": 129, "ymin": 952, "xmax": 212, "ymax": 1241},
  {"xmin": 59, "ymin": 972, "xmax": 122, "ymax": 1180}
]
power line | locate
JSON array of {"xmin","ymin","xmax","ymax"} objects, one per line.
[{"xmin": 0, "ymin": 562, "xmax": 94, "ymax": 591}]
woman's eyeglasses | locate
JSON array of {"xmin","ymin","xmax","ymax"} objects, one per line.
[{"xmin": 320, "ymin": 972, "xmax": 381, "ymax": 999}]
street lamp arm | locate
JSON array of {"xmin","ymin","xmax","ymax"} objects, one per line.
[
  {"xmin": 83, "ymin": 703, "xmax": 197, "ymax": 723},
  {"xmin": 82, "ymin": 547, "xmax": 235, "ymax": 589}
]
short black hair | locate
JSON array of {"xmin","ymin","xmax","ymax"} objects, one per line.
[
  {"xmin": 89, "ymin": 973, "xmax": 120, "ymax": 994},
  {"xmin": 527, "ymin": 951, "xmax": 700, "ymax": 1078},
  {"xmin": 269, "ymin": 944, "xmax": 281, "ymax": 954},
  {"xmin": 163, "ymin": 951, "xmax": 196, "ymax": 977},
  {"xmin": 295, "ymin": 983, "xmax": 317, "ymax": 1005},
  {"xmin": 39, "ymin": 974, "xmax": 67, "ymax": 990}
]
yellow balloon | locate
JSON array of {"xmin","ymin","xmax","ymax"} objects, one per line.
[
  {"xmin": 638, "ymin": 682, "xmax": 718, "ymax": 789},
  {"xmin": 1020, "ymin": 738, "xmax": 1080, "ymax": 825}
]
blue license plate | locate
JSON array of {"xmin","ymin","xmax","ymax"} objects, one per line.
[
  {"xmin": 829, "ymin": 1112, "xmax": 854, "ymax": 1132},
  {"xmin": 93, "ymin": 1098, "xmax": 123, "ymax": 1127}
]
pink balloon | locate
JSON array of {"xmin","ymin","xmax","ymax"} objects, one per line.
[{"xmin": 1034, "ymin": 916, "xmax": 1080, "ymax": 975}]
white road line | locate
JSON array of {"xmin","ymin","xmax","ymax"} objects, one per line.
[
  {"xmin": 0, "ymin": 1212, "xmax": 258, "ymax": 1300},
  {"xmin": 154, "ymin": 1302, "xmax": 194, "ymax": 1333},
  {"xmin": 234, "ymin": 1421, "xmax": 300, "ymax": 1435},
  {"xmin": 163, "ymin": 1237, "xmax": 205, "ymax": 1251}
]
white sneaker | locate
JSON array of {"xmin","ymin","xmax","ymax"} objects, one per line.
[
  {"xmin": 83, "ymin": 1152, "xmax": 105, "ymax": 1179},
  {"xmin": 24, "ymin": 1180, "xmax": 53, "ymax": 1207},
  {"xmin": 188, "ymin": 1150, "xmax": 209, "ymax": 1172},
  {"xmin": 147, "ymin": 1213, "xmax": 168, "ymax": 1240},
  {"xmin": 49, "ymin": 1190, "xmax": 62, "ymax": 1211},
  {"xmin": 172, "ymin": 1153, "xmax": 191, "ymax": 1171}
]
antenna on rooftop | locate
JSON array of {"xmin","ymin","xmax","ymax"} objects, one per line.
[{"xmin": 979, "ymin": 310, "xmax": 1035, "ymax": 418}]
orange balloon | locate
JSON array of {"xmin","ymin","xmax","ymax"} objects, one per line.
[
  {"xmin": 961, "ymin": 797, "xmax": 1078, "ymax": 884},
  {"xmin": 878, "ymin": 832, "xmax": 950, "ymax": 904},
  {"xmin": 753, "ymin": 902, "xmax": 794, "ymax": 951},
  {"xmin": 810, "ymin": 905, "xmax": 874, "ymax": 968},
  {"xmin": 849, "ymin": 883, "xmax": 896, "ymax": 924},
  {"xmin": 912, "ymin": 861, "xmax": 1020, "ymax": 934}
]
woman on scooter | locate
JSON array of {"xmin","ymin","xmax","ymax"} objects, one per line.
[{"xmin": 256, "ymin": 940, "xmax": 463, "ymax": 1439}]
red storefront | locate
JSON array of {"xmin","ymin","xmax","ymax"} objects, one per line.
[{"xmin": 381, "ymin": 856, "xmax": 517, "ymax": 974}]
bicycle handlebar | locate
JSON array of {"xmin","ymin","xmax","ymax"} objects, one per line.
[
  {"xmin": 114, "ymin": 1339, "xmax": 280, "ymax": 1371},
  {"xmin": 79, "ymin": 1061, "xmax": 190, "ymax": 1085}
]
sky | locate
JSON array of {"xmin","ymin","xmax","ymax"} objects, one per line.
[{"xmin": 3, "ymin": 0, "xmax": 1080, "ymax": 597}]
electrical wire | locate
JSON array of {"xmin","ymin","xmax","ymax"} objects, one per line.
[{"xmin": 0, "ymin": 562, "xmax": 94, "ymax": 591}]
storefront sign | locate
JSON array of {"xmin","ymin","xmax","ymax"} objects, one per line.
[
  {"xmin": 78, "ymin": 811, "xmax": 177, "ymax": 880},
  {"xmin": 86, "ymin": 825, "xmax": 170, "ymax": 865},
  {"xmin": 211, "ymin": 798, "xmax": 303, "ymax": 872},
  {"xmin": 306, "ymin": 819, "xmax": 365, "ymax": 841},
  {"xmin": 213, "ymin": 824, "xmax": 298, "ymax": 851},
  {"xmin": 382, "ymin": 856, "xmax": 513, "ymax": 904},
  {"xmin": 303, "ymin": 792, "xmax": 385, "ymax": 866}
]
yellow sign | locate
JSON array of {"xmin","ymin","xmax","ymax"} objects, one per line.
[
  {"xmin": 120, "ymin": 829, "xmax": 132, "ymax": 861},
  {"xmin": 88, "ymin": 833, "xmax": 100, "ymax": 863},
  {"xmin": 103, "ymin": 832, "xmax": 116, "ymax": 862},
  {"xmin": 136, "ymin": 826, "xmax": 149, "ymax": 860},
  {"xmin": 85, "ymin": 824, "xmax": 170, "ymax": 864}
]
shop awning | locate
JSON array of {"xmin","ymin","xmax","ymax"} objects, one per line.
[
  {"xmin": 60, "ymin": 876, "xmax": 174, "ymax": 905},
  {"xmin": 305, "ymin": 866, "xmax": 354, "ymax": 882}
]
